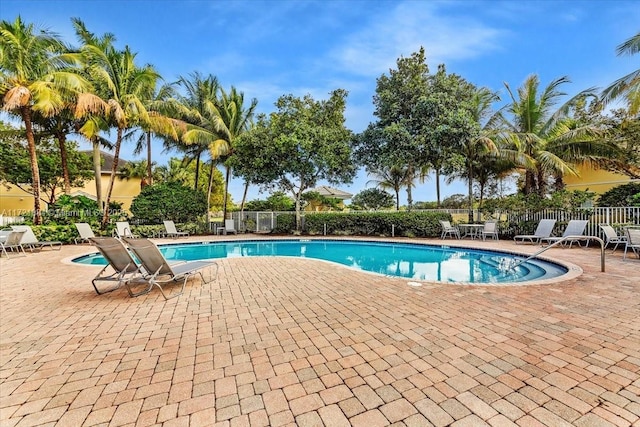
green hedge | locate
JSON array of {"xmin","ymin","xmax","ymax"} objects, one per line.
[
  {"xmin": 274, "ymin": 211, "xmax": 453, "ymax": 237},
  {"xmin": 23, "ymin": 221, "xmax": 205, "ymax": 245}
]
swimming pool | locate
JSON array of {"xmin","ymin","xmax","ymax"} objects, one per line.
[{"xmin": 73, "ymin": 239, "xmax": 570, "ymax": 284}]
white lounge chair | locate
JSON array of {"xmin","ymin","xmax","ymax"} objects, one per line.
[
  {"xmin": 481, "ymin": 221, "xmax": 499, "ymax": 241},
  {"xmin": 623, "ymin": 228, "xmax": 640, "ymax": 260},
  {"xmin": 1, "ymin": 230, "xmax": 26, "ymax": 258},
  {"xmin": 114, "ymin": 221, "xmax": 139, "ymax": 239},
  {"xmin": 514, "ymin": 219, "xmax": 556, "ymax": 245},
  {"xmin": 540, "ymin": 220, "xmax": 589, "ymax": 248},
  {"xmin": 89, "ymin": 237, "xmax": 146, "ymax": 295},
  {"xmin": 163, "ymin": 220, "xmax": 189, "ymax": 238},
  {"xmin": 124, "ymin": 237, "xmax": 218, "ymax": 300},
  {"xmin": 11, "ymin": 225, "xmax": 62, "ymax": 251},
  {"xmin": 224, "ymin": 219, "xmax": 237, "ymax": 235},
  {"xmin": 439, "ymin": 220, "xmax": 460, "ymax": 239},
  {"xmin": 599, "ymin": 224, "xmax": 627, "ymax": 252},
  {"xmin": 74, "ymin": 222, "xmax": 96, "ymax": 244}
]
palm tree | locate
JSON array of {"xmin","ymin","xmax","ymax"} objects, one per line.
[
  {"xmin": 134, "ymin": 82, "xmax": 178, "ymax": 186},
  {"xmin": 72, "ymin": 19, "xmax": 115, "ymax": 212},
  {"xmin": 460, "ymin": 87, "xmax": 500, "ymax": 221},
  {"xmin": 173, "ymin": 72, "xmax": 221, "ymax": 192},
  {"xmin": 496, "ymin": 75, "xmax": 606, "ymax": 196},
  {"xmin": 78, "ymin": 38, "xmax": 161, "ymax": 225},
  {"xmin": 0, "ymin": 17, "xmax": 87, "ymax": 224},
  {"xmin": 175, "ymin": 74, "xmax": 257, "ymax": 219},
  {"xmin": 601, "ymin": 32, "xmax": 640, "ymax": 116},
  {"xmin": 118, "ymin": 160, "xmax": 157, "ymax": 189},
  {"xmin": 366, "ymin": 165, "xmax": 412, "ymax": 210},
  {"xmin": 213, "ymin": 86, "xmax": 258, "ymax": 220}
]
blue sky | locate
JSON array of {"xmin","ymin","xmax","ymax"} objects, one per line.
[{"xmin": 2, "ymin": 0, "xmax": 639, "ymax": 206}]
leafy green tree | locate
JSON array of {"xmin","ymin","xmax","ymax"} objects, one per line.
[
  {"xmin": 154, "ymin": 157, "xmax": 227, "ymax": 211},
  {"xmin": 416, "ymin": 65, "xmax": 480, "ymax": 208},
  {"xmin": 232, "ymin": 90, "xmax": 355, "ymax": 231},
  {"xmin": 355, "ymin": 48, "xmax": 430, "ymax": 210},
  {"xmin": 350, "ymin": 188, "xmax": 394, "ymax": 211},
  {"xmin": 1, "ymin": 16, "xmax": 87, "ymax": 223},
  {"xmin": 130, "ymin": 181, "xmax": 207, "ymax": 223},
  {"xmin": 265, "ymin": 192, "xmax": 294, "ymax": 211},
  {"xmin": 0, "ymin": 134, "xmax": 93, "ymax": 204},
  {"xmin": 417, "ymin": 67, "xmax": 488, "ymax": 219},
  {"xmin": 441, "ymin": 194, "xmax": 467, "ymax": 209},
  {"xmin": 573, "ymin": 103, "xmax": 640, "ymax": 179},
  {"xmin": 597, "ymin": 183, "xmax": 640, "ymax": 207},
  {"xmin": 301, "ymin": 191, "xmax": 343, "ymax": 211},
  {"xmin": 413, "ymin": 201, "xmax": 438, "ymax": 209},
  {"xmin": 244, "ymin": 192, "xmax": 295, "ymax": 211}
]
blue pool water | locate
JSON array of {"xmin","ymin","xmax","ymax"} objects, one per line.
[{"xmin": 73, "ymin": 239, "xmax": 568, "ymax": 284}]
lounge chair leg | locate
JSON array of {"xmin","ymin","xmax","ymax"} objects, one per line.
[{"xmin": 125, "ymin": 277, "xmax": 154, "ymax": 297}]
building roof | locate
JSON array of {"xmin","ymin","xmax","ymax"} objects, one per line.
[
  {"xmin": 308, "ymin": 186, "xmax": 353, "ymax": 200},
  {"xmin": 80, "ymin": 150, "xmax": 130, "ymax": 173}
]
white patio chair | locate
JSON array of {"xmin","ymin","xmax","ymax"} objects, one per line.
[
  {"xmin": 598, "ymin": 224, "xmax": 627, "ymax": 252},
  {"xmin": 114, "ymin": 221, "xmax": 139, "ymax": 239},
  {"xmin": 74, "ymin": 222, "xmax": 96, "ymax": 244},
  {"xmin": 11, "ymin": 225, "xmax": 62, "ymax": 251},
  {"xmin": 1, "ymin": 231, "xmax": 26, "ymax": 258},
  {"xmin": 514, "ymin": 219, "xmax": 557, "ymax": 245},
  {"xmin": 439, "ymin": 220, "xmax": 460, "ymax": 239},
  {"xmin": 540, "ymin": 220, "xmax": 589, "ymax": 248},
  {"xmin": 623, "ymin": 228, "xmax": 640, "ymax": 260},
  {"xmin": 224, "ymin": 219, "xmax": 237, "ymax": 235},
  {"xmin": 481, "ymin": 221, "xmax": 499, "ymax": 241},
  {"xmin": 163, "ymin": 220, "xmax": 189, "ymax": 238}
]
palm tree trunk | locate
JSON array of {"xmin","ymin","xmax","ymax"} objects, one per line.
[
  {"xmin": 206, "ymin": 160, "xmax": 215, "ymax": 221},
  {"xmin": 468, "ymin": 164, "xmax": 474, "ymax": 223},
  {"xmin": 146, "ymin": 131, "xmax": 153, "ymax": 186},
  {"xmin": 294, "ymin": 192, "xmax": 302, "ymax": 232},
  {"xmin": 525, "ymin": 170, "xmax": 535, "ymax": 195},
  {"xmin": 56, "ymin": 131, "xmax": 71, "ymax": 194},
  {"xmin": 240, "ymin": 180, "xmax": 249, "ymax": 213},
  {"xmin": 406, "ymin": 185, "xmax": 413, "ymax": 212},
  {"xmin": 537, "ymin": 168, "xmax": 546, "ymax": 196},
  {"xmin": 395, "ymin": 189, "xmax": 400, "ymax": 211},
  {"xmin": 102, "ymin": 127, "xmax": 123, "ymax": 226},
  {"xmin": 222, "ymin": 165, "xmax": 231, "ymax": 220},
  {"xmin": 240, "ymin": 181, "xmax": 249, "ymax": 232},
  {"xmin": 21, "ymin": 108, "xmax": 42, "ymax": 225},
  {"xmin": 435, "ymin": 169, "xmax": 442, "ymax": 208},
  {"xmin": 92, "ymin": 139, "xmax": 103, "ymax": 211},
  {"xmin": 194, "ymin": 153, "xmax": 201, "ymax": 191}
]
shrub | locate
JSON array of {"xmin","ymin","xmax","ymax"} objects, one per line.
[
  {"xmin": 130, "ymin": 182, "xmax": 207, "ymax": 223},
  {"xmin": 272, "ymin": 211, "xmax": 452, "ymax": 237},
  {"xmin": 597, "ymin": 183, "xmax": 640, "ymax": 207}
]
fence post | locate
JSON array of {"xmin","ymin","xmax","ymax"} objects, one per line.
[
  {"xmin": 392, "ymin": 224, "xmax": 395, "ymax": 237},
  {"xmin": 324, "ymin": 223, "xmax": 327, "ymax": 236}
]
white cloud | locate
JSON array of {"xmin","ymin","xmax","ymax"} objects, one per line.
[{"xmin": 331, "ymin": 1, "xmax": 505, "ymax": 77}]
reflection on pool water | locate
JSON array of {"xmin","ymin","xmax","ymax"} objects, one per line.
[{"xmin": 73, "ymin": 239, "xmax": 569, "ymax": 284}]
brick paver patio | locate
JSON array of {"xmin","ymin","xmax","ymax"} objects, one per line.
[{"xmin": 1, "ymin": 236, "xmax": 639, "ymax": 426}]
